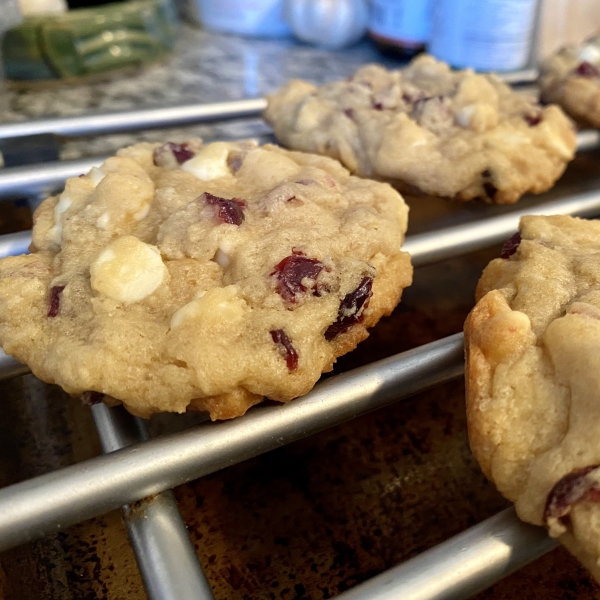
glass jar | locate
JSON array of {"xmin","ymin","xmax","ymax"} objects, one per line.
[{"xmin": 429, "ymin": 0, "xmax": 539, "ymax": 72}]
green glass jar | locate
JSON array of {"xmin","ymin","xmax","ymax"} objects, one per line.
[{"xmin": 3, "ymin": 0, "xmax": 178, "ymax": 81}]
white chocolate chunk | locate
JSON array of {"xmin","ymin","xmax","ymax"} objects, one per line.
[
  {"xmin": 455, "ymin": 104, "xmax": 475, "ymax": 128},
  {"xmin": 48, "ymin": 193, "xmax": 73, "ymax": 245},
  {"xmin": 88, "ymin": 167, "xmax": 105, "ymax": 187},
  {"xmin": 133, "ymin": 203, "xmax": 150, "ymax": 222},
  {"xmin": 90, "ymin": 236, "xmax": 167, "ymax": 303},
  {"xmin": 170, "ymin": 285, "xmax": 246, "ymax": 329},
  {"xmin": 545, "ymin": 132, "xmax": 575, "ymax": 159},
  {"xmin": 96, "ymin": 212, "xmax": 110, "ymax": 230},
  {"xmin": 579, "ymin": 44, "xmax": 600, "ymax": 64},
  {"xmin": 214, "ymin": 247, "xmax": 230, "ymax": 267},
  {"xmin": 181, "ymin": 142, "xmax": 231, "ymax": 180}
]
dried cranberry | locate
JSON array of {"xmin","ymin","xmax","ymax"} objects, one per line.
[
  {"xmin": 544, "ymin": 465, "xmax": 600, "ymax": 524},
  {"xmin": 344, "ymin": 108, "xmax": 355, "ymax": 119},
  {"xmin": 325, "ymin": 277, "xmax": 373, "ymax": 340},
  {"xmin": 82, "ymin": 391, "xmax": 104, "ymax": 406},
  {"xmin": 373, "ymin": 101, "xmax": 384, "ymax": 110},
  {"xmin": 270, "ymin": 329, "xmax": 298, "ymax": 370},
  {"xmin": 524, "ymin": 113, "xmax": 542, "ymax": 126},
  {"xmin": 576, "ymin": 61, "xmax": 600, "ymax": 77},
  {"xmin": 153, "ymin": 142, "xmax": 195, "ymax": 166},
  {"xmin": 203, "ymin": 192, "xmax": 246, "ymax": 226},
  {"xmin": 47, "ymin": 285, "xmax": 66, "ymax": 317},
  {"xmin": 500, "ymin": 232, "xmax": 521, "ymax": 259},
  {"xmin": 271, "ymin": 252, "xmax": 325, "ymax": 303}
]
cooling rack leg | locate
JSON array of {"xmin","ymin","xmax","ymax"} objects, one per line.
[{"xmin": 92, "ymin": 404, "xmax": 215, "ymax": 600}]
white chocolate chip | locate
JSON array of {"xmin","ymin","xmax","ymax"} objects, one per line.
[
  {"xmin": 48, "ymin": 193, "xmax": 72, "ymax": 245},
  {"xmin": 455, "ymin": 104, "xmax": 475, "ymax": 128},
  {"xmin": 133, "ymin": 203, "xmax": 150, "ymax": 222},
  {"xmin": 96, "ymin": 212, "xmax": 110, "ymax": 230},
  {"xmin": 579, "ymin": 44, "xmax": 600, "ymax": 64},
  {"xmin": 546, "ymin": 132, "xmax": 575, "ymax": 160},
  {"xmin": 214, "ymin": 247, "xmax": 230, "ymax": 267},
  {"xmin": 180, "ymin": 142, "xmax": 231, "ymax": 180},
  {"xmin": 170, "ymin": 285, "xmax": 246, "ymax": 329},
  {"xmin": 88, "ymin": 167, "xmax": 105, "ymax": 187},
  {"xmin": 90, "ymin": 236, "xmax": 167, "ymax": 303}
]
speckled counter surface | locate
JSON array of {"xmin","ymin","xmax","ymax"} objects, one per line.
[
  {"xmin": 1, "ymin": 25, "xmax": 398, "ymax": 160},
  {"xmin": 0, "ymin": 24, "xmax": 599, "ymax": 600}
]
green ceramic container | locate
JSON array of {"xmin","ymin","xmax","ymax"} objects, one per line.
[{"xmin": 3, "ymin": 0, "xmax": 178, "ymax": 81}]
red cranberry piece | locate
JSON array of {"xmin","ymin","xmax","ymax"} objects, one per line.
[
  {"xmin": 576, "ymin": 61, "xmax": 600, "ymax": 77},
  {"xmin": 272, "ymin": 252, "xmax": 325, "ymax": 303},
  {"xmin": 270, "ymin": 329, "xmax": 298, "ymax": 370},
  {"xmin": 544, "ymin": 465, "xmax": 600, "ymax": 524},
  {"xmin": 372, "ymin": 101, "xmax": 384, "ymax": 110},
  {"xmin": 47, "ymin": 285, "xmax": 66, "ymax": 317},
  {"xmin": 344, "ymin": 108, "xmax": 355, "ymax": 119},
  {"xmin": 153, "ymin": 142, "xmax": 195, "ymax": 166},
  {"xmin": 500, "ymin": 232, "xmax": 521, "ymax": 259},
  {"xmin": 524, "ymin": 113, "xmax": 542, "ymax": 126},
  {"xmin": 82, "ymin": 391, "xmax": 104, "ymax": 406},
  {"xmin": 325, "ymin": 276, "xmax": 373, "ymax": 340},
  {"xmin": 203, "ymin": 192, "xmax": 246, "ymax": 226}
]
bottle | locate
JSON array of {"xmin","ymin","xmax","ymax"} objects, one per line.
[
  {"xmin": 368, "ymin": 0, "xmax": 433, "ymax": 59},
  {"xmin": 429, "ymin": 0, "xmax": 539, "ymax": 72},
  {"xmin": 197, "ymin": 0, "xmax": 291, "ymax": 37}
]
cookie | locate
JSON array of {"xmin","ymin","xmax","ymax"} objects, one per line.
[
  {"xmin": 264, "ymin": 54, "xmax": 576, "ymax": 204},
  {"xmin": 465, "ymin": 215, "xmax": 600, "ymax": 578},
  {"xmin": 0, "ymin": 139, "xmax": 412, "ymax": 420},
  {"xmin": 540, "ymin": 34, "xmax": 600, "ymax": 128}
]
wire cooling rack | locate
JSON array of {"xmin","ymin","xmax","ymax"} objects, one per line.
[{"xmin": 0, "ymin": 96, "xmax": 597, "ymax": 600}]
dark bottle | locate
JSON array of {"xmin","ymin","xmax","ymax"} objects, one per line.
[{"xmin": 368, "ymin": 0, "xmax": 432, "ymax": 60}]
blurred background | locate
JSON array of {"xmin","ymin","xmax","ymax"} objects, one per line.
[{"xmin": 2, "ymin": 0, "xmax": 600, "ymax": 84}]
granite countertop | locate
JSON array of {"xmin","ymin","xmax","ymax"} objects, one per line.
[{"xmin": 0, "ymin": 25, "xmax": 398, "ymax": 161}]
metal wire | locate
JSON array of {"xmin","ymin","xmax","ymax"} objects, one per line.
[
  {"xmin": 0, "ymin": 74, "xmax": 543, "ymax": 141},
  {"xmin": 0, "ymin": 106, "xmax": 587, "ymax": 595},
  {"xmin": 4, "ymin": 187, "xmax": 600, "ymax": 274},
  {"xmin": 0, "ymin": 99, "xmax": 268, "ymax": 140},
  {"xmin": 0, "ymin": 130, "xmax": 594, "ymax": 202},
  {"xmin": 335, "ymin": 508, "xmax": 557, "ymax": 600},
  {"xmin": 92, "ymin": 404, "xmax": 214, "ymax": 600},
  {"xmin": 0, "ymin": 333, "xmax": 464, "ymax": 551},
  {"xmin": 405, "ymin": 188, "xmax": 600, "ymax": 266}
]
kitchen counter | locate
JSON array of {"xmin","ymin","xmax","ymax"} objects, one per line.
[
  {"xmin": 0, "ymin": 24, "xmax": 599, "ymax": 600},
  {"xmin": 1, "ymin": 25, "xmax": 396, "ymax": 161}
]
